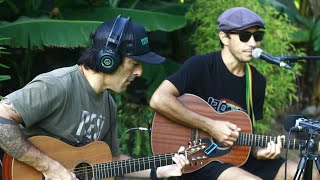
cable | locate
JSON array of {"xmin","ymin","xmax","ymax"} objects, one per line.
[
  {"xmin": 117, "ymin": 127, "xmax": 150, "ymax": 180},
  {"xmin": 119, "ymin": 127, "xmax": 149, "ymax": 146},
  {"xmin": 283, "ymin": 69, "xmax": 300, "ymax": 180},
  {"xmin": 291, "ymin": 69, "xmax": 301, "ymax": 113},
  {"xmin": 284, "ymin": 128, "xmax": 294, "ymax": 180},
  {"xmin": 283, "ymin": 69, "xmax": 299, "ymax": 180}
]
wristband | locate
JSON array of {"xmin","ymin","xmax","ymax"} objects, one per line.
[{"xmin": 150, "ymin": 168, "xmax": 158, "ymax": 180}]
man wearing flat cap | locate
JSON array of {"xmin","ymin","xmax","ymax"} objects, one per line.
[{"xmin": 151, "ymin": 7, "xmax": 318, "ymax": 179}]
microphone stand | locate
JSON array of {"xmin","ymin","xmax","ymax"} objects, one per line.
[
  {"xmin": 279, "ymin": 56, "xmax": 320, "ymax": 63},
  {"xmin": 293, "ymin": 133, "xmax": 320, "ymax": 180}
]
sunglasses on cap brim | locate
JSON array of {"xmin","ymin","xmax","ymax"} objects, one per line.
[{"xmin": 227, "ymin": 31, "xmax": 265, "ymax": 42}]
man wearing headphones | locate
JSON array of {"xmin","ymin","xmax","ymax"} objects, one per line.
[{"xmin": 0, "ymin": 16, "xmax": 189, "ymax": 179}]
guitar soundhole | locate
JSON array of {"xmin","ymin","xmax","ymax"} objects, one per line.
[{"xmin": 74, "ymin": 162, "xmax": 94, "ymax": 180}]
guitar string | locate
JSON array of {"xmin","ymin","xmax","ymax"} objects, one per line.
[
  {"xmin": 69, "ymin": 152, "xmax": 196, "ymax": 175},
  {"xmin": 237, "ymin": 134, "xmax": 304, "ymax": 149},
  {"xmin": 69, "ymin": 136, "xmax": 303, "ymax": 177},
  {"xmin": 70, "ymin": 154, "xmax": 177, "ymax": 177}
]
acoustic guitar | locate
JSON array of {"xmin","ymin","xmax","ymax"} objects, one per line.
[
  {"xmin": 2, "ymin": 135, "xmax": 207, "ymax": 180},
  {"xmin": 151, "ymin": 93, "xmax": 318, "ymax": 173}
]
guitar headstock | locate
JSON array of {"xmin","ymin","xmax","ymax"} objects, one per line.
[{"xmin": 184, "ymin": 143, "xmax": 208, "ymax": 162}]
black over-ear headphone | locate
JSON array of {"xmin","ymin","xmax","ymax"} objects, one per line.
[{"xmin": 96, "ymin": 15, "xmax": 131, "ymax": 73}]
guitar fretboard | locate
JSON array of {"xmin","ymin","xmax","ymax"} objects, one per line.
[
  {"xmin": 236, "ymin": 134, "xmax": 305, "ymax": 150},
  {"xmin": 93, "ymin": 153, "xmax": 175, "ymax": 179}
]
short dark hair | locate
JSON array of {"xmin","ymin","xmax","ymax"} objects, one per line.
[
  {"xmin": 219, "ymin": 32, "xmax": 231, "ymax": 48},
  {"xmin": 77, "ymin": 47, "xmax": 98, "ymax": 71},
  {"xmin": 219, "ymin": 40, "xmax": 224, "ymax": 48}
]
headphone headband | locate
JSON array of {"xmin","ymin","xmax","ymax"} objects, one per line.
[
  {"xmin": 106, "ymin": 15, "xmax": 131, "ymax": 52},
  {"xmin": 96, "ymin": 15, "xmax": 131, "ymax": 73}
]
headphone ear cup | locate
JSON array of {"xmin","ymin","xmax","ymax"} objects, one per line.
[
  {"xmin": 95, "ymin": 15, "xmax": 129, "ymax": 73},
  {"xmin": 96, "ymin": 49, "xmax": 121, "ymax": 73}
]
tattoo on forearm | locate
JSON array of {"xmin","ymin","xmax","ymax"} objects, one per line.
[
  {"xmin": 0, "ymin": 116, "xmax": 31, "ymax": 159},
  {"xmin": 1, "ymin": 98, "xmax": 18, "ymax": 114}
]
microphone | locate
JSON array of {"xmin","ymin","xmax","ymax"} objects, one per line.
[
  {"xmin": 252, "ymin": 48, "xmax": 292, "ymax": 70},
  {"xmin": 283, "ymin": 114, "xmax": 307, "ymax": 132},
  {"xmin": 283, "ymin": 114, "xmax": 320, "ymax": 133}
]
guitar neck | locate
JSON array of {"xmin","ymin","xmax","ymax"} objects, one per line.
[
  {"xmin": 92, "ymin": 153, "xmax": 176, "ymax": 179},
  {"xmin": 236, "ymin": 134, "xmax": 305, "ymax": 150}
]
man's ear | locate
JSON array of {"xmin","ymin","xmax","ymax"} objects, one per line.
[{"xmin": 219, "ymin": 31, "xmax": 229, "ymax": 46}]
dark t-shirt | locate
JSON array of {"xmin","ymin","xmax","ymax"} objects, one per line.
[
  {"xmin": 167, "ymin": 52, "xmax": 286, "ymax": 180},
  {"xmin": 167, "ymin": 51, "xmax": 266, "ymax": 120}
]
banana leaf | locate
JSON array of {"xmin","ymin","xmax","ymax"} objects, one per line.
[
  {"xmin": 0, "ymin": 7, "xmax": 186, "ymax": 50},
  {"xmin": 0, "ymin": 75, "xmax": 10, "ymax": 81},
  {"xmin": 0, "ymin": 18, "xmax": 100, "ymax": 49},
  {"xmin": 0, "ymin": 63, "xmax": 10, "ymax": 68},
  {"xmin": 62, "ymin": 7, "xmax": 186, "ymax": 32},
  {"xmin": 314, "ymin": 20, "xmax": 320, "ymax": 51}
]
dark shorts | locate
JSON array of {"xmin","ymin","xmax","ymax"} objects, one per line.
[{"xmin": 177, "ymin": 155, "xmax": 286, "ymax": 180}]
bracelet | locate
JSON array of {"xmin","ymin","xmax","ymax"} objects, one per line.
[{"xmin": 150, "ymin": 168, "xmax": 158, "ymax": 180}]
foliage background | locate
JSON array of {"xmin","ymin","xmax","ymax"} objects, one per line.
[
  {"xmin": 0, "ymin": 0, "xmax": 191, "ymax": 158},
  {"xmin": 0, "ymin": 37, "xmax": 11, "ymax": 99},
  {"xmin": 0, "ymin": 0, "xmax": 319, "ymax": 162}
]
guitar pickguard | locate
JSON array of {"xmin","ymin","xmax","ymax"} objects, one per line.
[{"xmin": 201, "ymin": 138, "xmax": 232, "ymax": 158}]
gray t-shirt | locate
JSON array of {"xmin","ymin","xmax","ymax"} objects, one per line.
[{"xmin": 6, "ymin": 65, "xmax": 120, "ymax": 156}]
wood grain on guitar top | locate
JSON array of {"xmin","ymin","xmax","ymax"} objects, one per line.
[{"xmin": 151, "ymin": 93, "xmax": 253, "ymax": 173}]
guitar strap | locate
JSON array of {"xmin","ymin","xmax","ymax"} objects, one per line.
[{"xmin": 245, "ymin": 63, "xmax": 256, "ymax": 127}]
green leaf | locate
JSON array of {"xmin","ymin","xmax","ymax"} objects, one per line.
[
  {"xmin": 142, "ymin": 60, "xmax": 181, "ymax": 101},
  {"xmin": 0, "ymin": 63, "xmax": 10, "ymax": 68},
  {"xmin": 0, "ymin": 18, "xmax": 101, "ymax": 49},
  {"xmin": 295, "ymin": 15, "xmax": 314, "ymax": 29},
  {"xmin": 62, "ymin": 7, "xmax": 186, "ymax": 32},
  {"xmin": 148, "ymin": 4, "xmax": 191, "ymax": 15},
  {"xmin": 291, "ymin": 29, "xmax": 311, "ymax": 43},
  {"xmin": 0, "ymin": 37, "xmax": 10, "ymax": 41},
  {"xmin": 313, "ymin": 20, "xmax": 320, "ymax": 51},
  {"xmin": 0, "ymin": 51, "xmax": 10, "ymax": 55},
  {"xmin": 0, "ymin": 75, "xmax": 11, "ymax": 81},
  {"xmin": 0, "ymin": 7, "xmax": 186, "ymax": 49}
]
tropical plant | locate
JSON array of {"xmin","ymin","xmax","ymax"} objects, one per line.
[
  {"xmin": 0, "ymin": 0, "xmax": 189, "ymax": 85},
  {"xmin": 0, "ymin": 63, "xmax": 10, "ymax": 86},
  {"xmin": 186, "ymin": 0, "xmax": 304, "ymax": 132},
  {"xmin": 262, "ymin": 0, "xmax": 320, "ymax": 107},
  {"xmin": 0, "ymin": 0, "xmax": 192, "ymax": 157},
  {"xmin": 0, "ymin": 37, "xmax": 11, "ymax": 99}
]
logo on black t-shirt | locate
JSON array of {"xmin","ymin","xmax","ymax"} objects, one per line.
[{"xmin": 207, "ymin": 97, "xmax": 246, "ymax": 113}]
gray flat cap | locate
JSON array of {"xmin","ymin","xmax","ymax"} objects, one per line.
[{"xmin": 217, "ymin": 7, "xmax": 265, "ymax": 31}]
